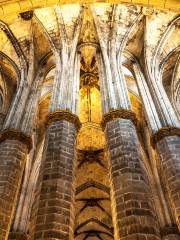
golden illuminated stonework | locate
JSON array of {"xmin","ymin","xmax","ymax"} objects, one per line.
[
  {"xmin": 151, "ymin": 126, "xmax": 180, "ymax": 148},
  {"xmin": 45, "ymin": 110, "xmax": 82, "ymax": 131},
  {"xmin": 101, "ymin": 109, "xmax": 137, "ymax": 130},
  {"xmin": 0, "ymin": 129, "xmax": 32, "ymax": 152},
  {"xmin": 0, "ymin": 2, "xmax": 179, "ymax": 239}
]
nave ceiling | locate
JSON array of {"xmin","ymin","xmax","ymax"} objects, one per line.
[{"xmin": 0, "ymin": 3, "xmax": 179, "ymax": 117}]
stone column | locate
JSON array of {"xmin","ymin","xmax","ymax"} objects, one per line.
[
  {"xmin": 7, "ymin": 68, "xmax": 46, "ymax": 240},
  {"xmin": 101, "ymin": 112, "xmax": 160, "ymax": 240},
  {"xmin": 0, "ymin": 130, "xmax": 32, "ymax": 240},
  {"xmin": 143, "ymin": 16, "xmax": 180, "ymax": 230},
  {"xmin": 31, "ymin": 55, "xmax": 81, "ymax": 240},
  {"xmin": 151, "ymin": 129, "xmax": 180, "ymax": 232},
  {"xmin": 0, "ymin": 40, "xmax": 34, "ymax": 240},
  {"xmin": 31, "ymin": 8, "xmax": 82, "ymax": 237},
  {"xmin": 32, "ymin": 112, "xmax": 80, "ymax": 240},
  {"xmin": 93, "ymin": 4, "xmax": 161, "ymax": 236},
  {"xmin": 132, "ymin": 61, "xmax": 180, "ymax": 234},
  {"xmin": 97, "ymin": 54, "xmax": 160, "ymax": 240}
]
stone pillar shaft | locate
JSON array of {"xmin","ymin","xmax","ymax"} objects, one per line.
[
  {"xmin": 155, "ymin": 135, "xmax": 180, "ymax": 231},
  {"xmin": 32, "ymin": 118, "xmax": 78, "ymax": 240},
  {"xmin": 0, "ymin": 137, "xmax": 29, "ymax": 240},
  {"xmin": 132, "ymin": 62, "xmax": 161, "ymax": 133},
  {"xmin": 105, "ymin": 117, "xmax": 160, "ymax": 240},
  {"xmin": 133, "ymin": 60, "xmax": 180, "ymax": 233}
]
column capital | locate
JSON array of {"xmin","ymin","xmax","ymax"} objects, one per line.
[
  {"xmin": 45, "ymin": 110, "xmax": 82, "ymax": 131},
  {"xmin": 0, "ymin": 129, "xmax": 32, "ymax": 152},
  {"xmin": 151, "ymin": 126, "xmax": 180, "ymax": 148},
  {"xmin": 101, "ymin": 109, "xmax": 137, "ymax": 130}
]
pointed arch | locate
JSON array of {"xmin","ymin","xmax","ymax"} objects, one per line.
[
  {"xmin": 152, "ymin": 15, "xmax": 180, "ymax": 80},
  {"xmin": 0, "ymin": 20, "xmax": 27, "ymax": 67},
  {"xmin": 0, "ymin": 51, "xmax": 20, "ymax": 79},
  {"xmin": 33, "ymin": 14, "xmax": 57, "ymax": 53}
]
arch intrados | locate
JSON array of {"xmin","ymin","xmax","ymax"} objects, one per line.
[{"xmin": 0, "ymin": 51, "xmax": 20, "ymax": 81}]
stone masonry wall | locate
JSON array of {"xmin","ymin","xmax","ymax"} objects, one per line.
[
  {"xmin": 0, "ymin": 140, "xmax": 28, "ymax": 240},
  {"xmin": 31, "ymin": 120, "xmax": 77, "ymax": 240},
  {"xmin": 156, "ymin": 136, "xmax": 180, "ymax": 231},
  {"xmin": 105, "ymin": 118, "xmax": 160, "ymax": 240}
]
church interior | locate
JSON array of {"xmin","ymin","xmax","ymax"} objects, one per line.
[{"xmin": 0, "ymin": 1, "xmax": 179, "ymax": 240}]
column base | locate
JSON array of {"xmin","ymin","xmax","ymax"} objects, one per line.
[{"xmin": 8, "ymin": 232, "xmax": 29, "ymax": 240}]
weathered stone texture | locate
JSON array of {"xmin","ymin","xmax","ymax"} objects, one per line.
[
  {"xmin": 162, "ymin": 234, "xmax": 180, "ymax": 240},
  {"xmin": 8, "ymin": 231, "xmax": 28, "ymax": 240},
  {"xmin": 156, "ymin": 136, "xmax": 180, "ymax": 231},
  {"xmin": 161, "ymin": 225, "xmax": 180, "ymax": 240},
  {"xmin": 0, "ymin": 140, "xmax": 28, "ymax": 240},
  {"xmin": 32, "ymin": 120, "xmax": 77, "ymax": 240},
  {"xmin": 105, "ymin": 118, "xmax": 160, "ymax": 240},
  {"xmin": 0, "ymin": 113, "xmax": 5, "ymax": 129}
]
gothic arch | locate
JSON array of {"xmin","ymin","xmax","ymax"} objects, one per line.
[
  {"xmin": 33, "ymin": 15, "xmax": 56, "ymax": 54},
  {"xmin": 0, "ymin": 51, "xmax": 20, "ymax": 114},
  {"xmin": 152, "ymin": 15, "xmax": 180, "ymax": 82},
  {"xmin": 0, "ymin": 20, "xmax": 27, "ymax": 67}
]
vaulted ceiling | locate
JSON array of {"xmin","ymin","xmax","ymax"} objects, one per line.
[
  {"xmin": 0, "ymin": 2, "xmax": 179, "ymax": 124},
  {"xmin": 0, "ymin": 3, "xmax": 179, "ymax": 239}
]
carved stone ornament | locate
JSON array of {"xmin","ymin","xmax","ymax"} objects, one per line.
[
  {"xmin": 46, "ymin": 110, "xmax": 82, "ymax": 131},
  {"xmin": 151, "ymin": 126, "xmax": 180, "ymax": 148},
  {"xmin": 101, "ymin": 109, "xmax": 137, "ymax": 130},
  {"xmin": 80, "ymin": 72, "xmax": 98, "ymax": 89},
  {"xmin": 20, "ymin": 11, "xmax": 33, "ymax": 21},
  {"xmin": 0, "ymin": 129, "xmax": 32, "ymax": 152}
]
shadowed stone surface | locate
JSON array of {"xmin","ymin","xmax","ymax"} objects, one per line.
[
  {"xmin": 31, "ymin": 120, "xmax": 77, "ymax": 240},
  {"xmin": 0, "ymin": 140, "xmax": 28, "ymax": 240},
  {"xmin": 105, "ymin": 118, "xmax": 160, "ymax": 240},
  {"xmin": 8, "ymin": 231, "xmax": 28, "ymax": 240},
  {"xmin": 156, "ymin": 136, "xmax": 180, "ymax": 231}
]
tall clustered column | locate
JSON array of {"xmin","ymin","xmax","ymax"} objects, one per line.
[
  {"xmin": 32, "ymin": 66, "xmax": 81, "ymax": 240},
  {"xmin": 8, "ymin": 66, "xmax": 46, "ymax": 240},
  {"xmin": 31, "ymin": 6, "xmax": 82, "ymax": 240},
  {"xmin": 93, "ymin": 5, "xmax": 161, "ymax": 240},
  {"xmin": 32, "ymin": 113, "xmax": 81, "ymax": 240},
  {"xmin": 146, "ymin": 74, "xmax": 180, "ymax": 232},
  {"xmin": 0, "ymin": 131, "xmax": 32, "ymax": 240},
  {"xmin": 0, "ymin": 40, "xmax": 35, "ymax": 240},
  {"xmin": 133, "ymin": 61, "xmax": 180, "ymax": 238},
  {"xmin": 142, "ymin": 16, "xmax": 180, "ymax": 232}
]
